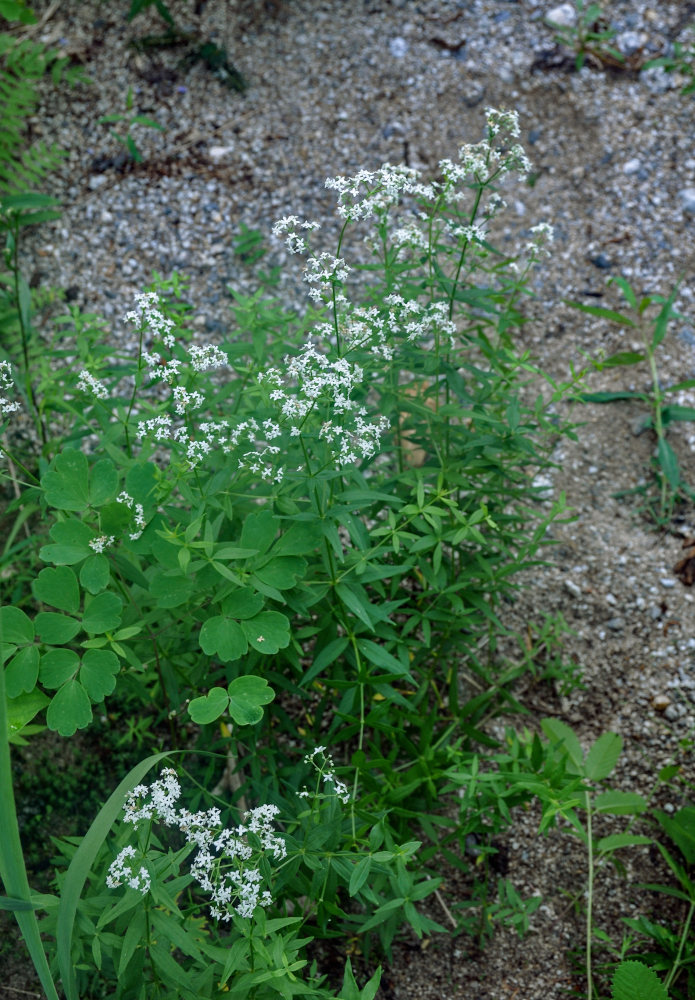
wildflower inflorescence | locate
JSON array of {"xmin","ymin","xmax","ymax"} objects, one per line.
[
  {"xmin": 0, "ymin": 360, "xmax": 20, "ymax": 417},
  {"xmin": 107, "ymin": 768, "xmax": 286, "ymax": 922},
  {"xmin": 299, "ymin": 746, "xmax": 351, "ymax": 805}
]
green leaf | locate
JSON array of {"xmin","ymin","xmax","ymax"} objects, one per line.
[
  {"xmin": 40, "ymin": 649, "xmax": 80, "ymax": 689},
  {"xmin": 80, "ymin": 649, "xmax": 119, "ymax": 702},
  {"xmin": 6, "ymin": 646, "xmax": 40, "ymax": 697},
  {"xmin": 5, "ymin": 689, "xmax": 49, "ymax": 742},
  {"xmin": 594, "ymin": 791, "xmax": 647, "ymax": 815},
  {"xmin": 654, "ymin": 807, "xmax": 695, "ymax": 865},
  {"xmin": 0, "ymin": 606, "xmax": 34, "ymax": 644},
  {"xmin": 148, "ymin": 572, "xmax": 194, "ymax": 608},
  {"xmin": 35, "ymin": 613, "xmax": 80, "ymax": 644},
  {"xmin": 89, "ymin": 460, "xmax": 118, "ymax": 506},
  {"xmin": 199, "ymin": 616, "xmax": 247, "ymax": 662},
  {"xmin": 42, "ymin": 451, "xmax": 90, "ymax": 511},
  {"xmin": 300, "ymin": 636, "xmax": 349, "ymax": 686},
  {"xmin": 584, "ymin": 732, "xmax": 622, "ymax": 781},
  {"xmin": 564, "ymin": 300, "xmax": 635, "ymax": 325},
  {"xmin": 541, "ymin": 718, "xmax": 584, "ymax": 771},
  {"xmin": 221, "ymin": 588, "xmax": 264, "ymax": 621},
  {"xmin": 33, "ymin": 566, "xmax": 80, "ymax": 614},
  {"xmin": 82, "ymin": 593, "xmax": 122, "ymax": 634},
  {"xmin": 272, "ymin": 521, "xmax": 322, "ymax": 555},
  {"xmin": 580, "ymin": 391, "xmax": 643, "ymax": 404},
  {"xmin": 188, "ymin": 686, "xmax": 229, "ymax": 725},
  {"xmin": 240, "ymin": 509, "xmax": 278, "ymax": 555},
  {"xmin": 599, "ymin": 351, "xmax": 645, "ymax": 367},
  {"xmin": 657, "ymin": 438, "xmax": 680, "ymax": 489},
  {"xmin": 349, "ymin": 856, "xmax": 372, "ymax": 897},
  {"xmin": 80, "ymin": 555, "xmax": 110, "ymax": 594},
  {"xmin": 335, "ymin": 582, "xmax": 376, "ymax": 631},
  {"xmin": 254, "ymin": 555, "xmax": 307, "ymax": 590},
  {"xmin": 46, "ymin": 680, "xmax": 92, "ymax": 736},
  {"xmin": 227, "ymin": 675, "xmax": 275, "ymax": 726},
  {"xmin": 240, "ymin": 611, "xmax": 290, "ymax": 654},
  {"xmin": 339, "ymin": 958, "xmax": 382, "ymax": 1000},
  {"xmin": 611, "ymin": 960, "xmax": 668, "ymax": 1000},
  {"xmin": 40, "ymin": 520, "xmax": 94, "ymax": 565},
  {"xmin": 597, "ymin": 834, "xmax": 652, "ymax": 854},
  {"xmin": 356, "ymin": 639, "xmax": 410, "ymax": 678},
  {"xmin": 98, "ymin": 501, "xmax": 132, "ymax": 536}
]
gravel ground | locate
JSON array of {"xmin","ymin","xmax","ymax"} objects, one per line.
[{"xmin": 4, "ymin": 0, "xmax": 695, "ymax": 997}]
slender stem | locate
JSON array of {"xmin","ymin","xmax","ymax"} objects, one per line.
[
  {"xmin": 664, "ymin": 899, "xmax": 695, "ymax": 992},
  {"xmin": 585, "ymin": 796, "xmax": 595, "ymax": 1000}
]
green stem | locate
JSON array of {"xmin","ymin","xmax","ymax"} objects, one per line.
[
  {"xmin": 664, "ymin": 899, "xmax": 695, "ymax": 992},
  {"xmin": 585, "ymin": 795, "xmax": 595, "ymax": 1000}
]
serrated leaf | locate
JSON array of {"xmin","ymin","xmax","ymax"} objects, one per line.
[
  {"xmin": 46, "ymin": 681, "xmax": 92, "ymax": 736},
  {"xmin": 6, "ymin": 646, "xmax": 40, "ymax": 697},
  {"xmin": 188, "ymin": 686, "xmax": 229, "ymax": 725},
  {"xmin": 594, "ymin": 791, "xmax": 647, "ymax": 815},
  {"xmin": 80, "ymin": 649, "xmax": 119, "ymax": 702},
  {"xmin": 35, "ymin": 613, "xmax": 80, "ymax": 644},
  {"xmin": 40, "ymin": 649, "xmax": 80, "ymax": 689},
  {"xmin": 199, "ymin": 616, "xmax": 247, "ymax": 662},
  {"xmin": 80, "ymin": 556, "xmax": 110, "ymax": 594},
  {"xmin": 0, "ymin": 606, "xmax": 34, "ymax": 644},
  {"xmin": 611, "ymin": 960, "xmax": 668, "ymax": 1000},
  {"xmin": 241, "ymin": 611, "xmax": 290, "ymax": 653},
  {"xmin": 541, "ymin": 718, "xmax": 584, "ymax": 771},
  {"xmin": 33, "ymin": 566, "xmax": 80, "ymax": 614},
  {"xmin": 82, "ymin": 593, "xmax": 122, "ymax": 634},
  {"xmin": 227, "ymin": 675, "xmax": 275, "ymax": 726},
  {"xmin": 584, "ymin": 732, "xmax": 622, "ymax": 781}
]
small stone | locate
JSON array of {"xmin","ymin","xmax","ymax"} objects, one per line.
[
  {"xmin": 623, "ymin": 158, "xmax": 641, "ymax": 175},
  {"xmin": 564, "ymin": 579, "xmax": 582, "ymax": 598},
  {"xmin": 605, "ymin": 593, "xmax": 617, "ymax": 605},
  {"xmin": 590, "ymin": 253, "xmax": 612, "ymax": 269},
  {"xmin": 208, "ymin": 145, "xmax": 235, "ymax": 161},
  {"xmin": 546, "ymin": 3, "xmax": 576, "ymax": 27},
  {"xmin": 664, "ymin": 704, "xmax": 681, "ymax": 722},
  {"xmin": 652, "ymin": 694, "xmax": 671, "ymax": 711},
  {"xmin": 389, "ymin": 37, "xmax": 409, "ymax": 58},
  {"xmin": 678, "ymin": 188, "xmax": 695, "ymax": 214},
  {"xmin": 606, "ymin": 617, "xmax": 625, "ymax": 631},
  {"xmin": 648, "ymin": 606, "xmax": 662, "ymax": 620},
  {"xmin": 616, "ymin": 31, "xmax": 647, "ymax": 57},
  {"xmin": 660, "ymin": 578, "xmax": 676, "ymax": 589}
]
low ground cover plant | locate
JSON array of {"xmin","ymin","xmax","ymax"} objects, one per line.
[{"xmin": 0, "ymin": 13, "xmax": 692, "ymax": 992}]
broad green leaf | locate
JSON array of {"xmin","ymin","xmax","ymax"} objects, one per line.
[
  {"xmin": 584, "ymin": 732, "xmax": 622, "ymax": 781},
  {"xmin": 89, "ymin": 459, "xmax": 118, "ymax": 506},
  {"xmin": 254, "ymin": 555, "xmax": 307, "ymax": 590},
  {"xmin": 227, "ymin": 675, "xmax": 275, "ymax": 726},
  {"xmin": 356, "ymin": 638, "xmax": 410, "ymax": 678},
  {"xmin": 80, "ymin": 649, "xmax": 119, "ymax": 702},
  {"xmin": 98, "ymin": 501, "xmax": 132, "ymax": 536},
  {"xmin": 349, "ymin": 856, "xmax": 372, "ymax": 897},
  {"xmin": 0, "ymin": 606, "xmax": 34, "ymax": 644},
  {"xmin": 611, "ymin": 960, "xmax": 668, "ymax": 1000},
  {"xmin": 272, "ymin": 521, "xmax": 322, "ymax": 555},
  {"xmin": 148, "ymin": 572, "xmax": 194, "ymax": 608},
  {"xmin": 6, "ymin": 689, "xmax": 49, "ymax": 742},
  {"xmin": 661, "ymin": 404, "xmax": 695, "ymax": 424},
  {"xmin": 541, "ymin": 718, "xmax": 584, "ymax": 771},
  {"xmin": 40, "ymin": 649, "xmax": 80, "ymax": 689},
  {"xmin": 40, "ymin": 520, "xmax": 93, "ymax": 565},
  {"xmin": 125, "ymin": 462, "xmax": 158, "ymax": 502},
  {"xmin": 82, "ymin": 593, "xmax": 122, "ymax": 634},
  {"xmin": 80, "ymin": 555, "xmax": 110, "ymax": 594},
  {"xmin": 199, "ymin": 617, "xmax": 247, "ymax": 662},
  {"xmin": 597, "ymin": 834, "xmax": 651, "ymax": 854},
  {"xmin": 188, "ymin": 686, "xmax": 229, "ymax": 725},
  {"xmin": 35, "ymin": 613, "xmax": 80, "ymax": 644},
  {"xmin": 594, "ymin": 791, "xmax": 647, "ymax": 815},
  {"xmin": 46, "ymin": 681, "xmax": 92, "ymax": 736},
  {"xmin": 240, "ymin": 611, "xmax": 290, "ymax": 653},
  {"xmin": 42, "ymin": 451, "xmax": 90, "ymax": 511},
  {"xmin": 33, "ymin": 566, "xmax": 80, "ymax": 614},
  {"xmin": 221, "ymin": 588, "xmax": 264, "ymax": 621},
  {"xmin": 239, "ymin": 509, "xmax": 277, "ymax": 555},
  {"xmin": 657, "ymin": 438, "xmax": 680, "ymax": 489},
  {"xmin": 654, "ymin": 807, "xmax": 695, "ymax": 865},
  {"xmin": 6, "ymin": 646, "xmax": 40, "ymax": 697}
]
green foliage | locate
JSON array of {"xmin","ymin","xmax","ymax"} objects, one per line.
[
  {"xmin": 545, "ymin": 0, "xmax": 625, "ymax": 70},
  {"xmin": 611, "ymin": 961, "xmax": 669, "ymax": 1000},
  {"xmin": 571, "ymin": 276, "xmax": 690, "ymax": 525},
  {"xmin": 97, "ymin": 86, "xmax": 165, "ymax": 165},
  {"xmin": 645, "ymin": 27, "xmax": 695, "ymax": 97}
]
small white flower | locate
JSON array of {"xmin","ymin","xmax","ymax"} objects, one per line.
[
  {"xmin": 76, "ymin": 369, "xmax": 108, "ymax": 400},
  {"xmin": 89, "ymin": 535, "xmax": 115, "ymax": 553}
]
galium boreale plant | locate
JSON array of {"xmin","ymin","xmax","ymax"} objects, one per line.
[{"xmin": 1, "ymin": 109, "xmax": 588, "ymax": 992}]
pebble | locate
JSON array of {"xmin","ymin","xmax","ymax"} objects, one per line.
[
  {"xmin": 623, "ymin": 158, "xmax": 642, "ymax": 176},
  {"xmin": 660, "ymin": 578, "xmax": 676, "ymax": 589},
  {"xmin": 652, "ymin": 694, "xmax": 671, "ymax": 711},
  {"xmin": 678, "ymin": 188, "xmax": 695, "ymax": 214},
  {"xmin": 389, "ymin": 37, "xmax": 409, "ymax": 58},
  {"xmin": 664, "ymin": 704, "xmax": 685, "ymax": 722},
  {"xmin": 564, "ymin": 579, "xmax": 582, "ymax": 598},
  {"xmin": 546, "ymin": 3, "xmax": 575, "ymax": 27},
  {"xmin": 606, "ymin": 617, "xmax": 625, "ymax": 632}
]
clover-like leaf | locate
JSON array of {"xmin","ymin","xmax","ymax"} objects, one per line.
[
  {"xmin": 199, "ymin": 616, "xmax": 247, "ymax": 662},
  {"xmin": 0, "ymin": 606, "xmax": 34, "ymax": 644},
  {"xmin": 80, "ymin": 649, "xmax": 119, "ymax": 701},
  {"xmin": 46, "ymin": 680, "xmax": 92, "ymax": 736},
  {"xmin": 82, "ymin": 592, "xmax": 122, "ymax": 634},
  {"xmin": 227, "ymin": 675, "xmax": 275, "ymax": 726},
  {"xmin": 42, "ymin": 450, "xmax": 90, "ymax": 511},
  {"xmin": 89, "ymin": 459, "xmax": 119, "ymax": 506},
  {"xmin": 35, "ymin": 613, "xmax": 80, "ymax": 645},
  {"xmin": 6, "ymin": 645, "xmax": 40, "ymax": 697},
  {"xmin": 254, "ymin": 556, "xmax": 307, "ymax": 591},
  {"xmin": 241, "ymin": 611, "xmax": 290, "ymax": 654},
  {"xmin": 40, "ymin": 648, "xmax": 80, "ymax": 689},
  {"xmin": 188, "ymin": 686, "xmax": 229, "ymax": 725},
  {"xmin": 33, "ymin": 566, "xmax": 80, "ymax": 614},
  {"xmin": 80, "ymin": 555, "xmax": 110, "ymax": 594},
  {"xmin": 6, "ymin": 689, "xmax": 50, "ymax": 743},
  {"xmin": 40, "ymin": 519, "xmax": 94, "ymax": 565}
]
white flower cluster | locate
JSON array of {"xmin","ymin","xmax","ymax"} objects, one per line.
[
  {"xmin": 125, "ymin": 293, "xmax": 231, "ymax": 468},
  {"xmin": 117, "ymin": 491, "xmax": 146, "ymax": 541},
  {"xmin": 0, "ymin": 360, "xmax": 20, "ymax": 417},
  {"xmin": 299, "ymin": 746, "xmax": 350, "ymax": 805},
  {"xmin": 325, "ymin": 164, "xmax": 435, "ymax": 221},
  {"xmin": 89, "ymin": 534, "xmax": 115, "ymax": 553},
  {"xmin": 260, "ymin": 342, "xmax": 390, "ymax": 467},
  {"xmin": 76, "ymin": 369, "xmax": 109, "ymax": 400},
  {"xmin": 303, "ymin": 252, "xmax": 351, "ymax": 303},
  {"xmin": 107, "ymin": 767, "xmax": 286, "ymax": 922},
  {"xmin": 271, "ymin": 215, "xmax": 321, "ymax": 254}
]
